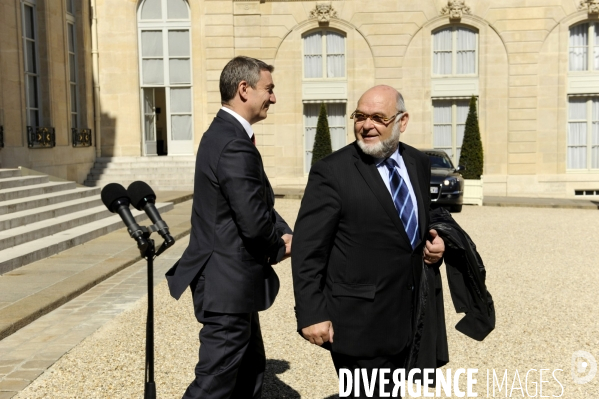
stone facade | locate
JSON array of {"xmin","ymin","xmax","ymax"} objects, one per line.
[
  {"xmin": 0, "ymin": 0, "xmax": 95, "ymax": 183},
  {"xmin": 1, "ymin": 0, "xmax": 599, "ymax": 198}
]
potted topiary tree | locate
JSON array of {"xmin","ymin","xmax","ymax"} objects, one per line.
[
  {"xmin": 458, "ymin": 95, "xmax": 484, "ymax": 206},
  {"xmin": 311, "ymin": 103, "xmax": 333, "ymax": 166}
]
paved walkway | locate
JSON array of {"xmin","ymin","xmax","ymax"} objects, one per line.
[
  {"xmin": 0, "ymin": 237, "xmax": 186, "ymax": 398},
  {"xmin": 483, "ymin": 195, "xmax": 599, "ymax": 209},
  {"xmin": 0, "ymin": 193, "xmax": 598, "ymax": 398}
]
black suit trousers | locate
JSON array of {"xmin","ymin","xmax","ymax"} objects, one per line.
[{"xmin": 183, "ymin": 276, "xmax": 265, "ymax": 399}]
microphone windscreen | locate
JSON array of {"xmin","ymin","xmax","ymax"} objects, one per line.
[
  {"xmin": 127, "ymin": 181, "xmax": 156, "ymax": 210},
  {"xmin": 101, "ymin": 183, "xmax": 129, "ymax": 212}
]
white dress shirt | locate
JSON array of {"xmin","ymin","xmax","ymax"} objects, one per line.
[
  {"xmin": 221, "ymin": 106, "xmax": 253, "ymax": 140},
  {"xmin": 374, "ymin": 146, "xmax": 419, "ymax": 222}
]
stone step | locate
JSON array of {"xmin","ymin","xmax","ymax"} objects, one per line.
[
  {"xmin": 84, "ymin": 180, "xmax": 194, "ymax": 190},
  {"xmin": 0, "ymin": 187, "xmax": 101, "ymax": 216},
  {"xmin": 95, "ymin": 156, "xmax": 196, "ymax": 163},
  {"xmin": 0, "ymin": 205, "xmax": 115, "ymax": 251},
  {"xmin": 0, "ymin": 175, "xmax": 49, "ymax": 190},
  {"xmin": 0, "ymin": 196, "xmax": 103, "ymax": 231},
  {"xmin": 89, "ymin": 166, "xmax": 195, "ymax": 175},
  {"xmin": 0, "ymin": 181, "xmax": 77, "ymax": 202},
  {"xmin": 105, "ymin": 185, "xmax": 195, "ymax": 191},
  {"xmin": 0, "ymin": 202, "xmax": 173, "ymax": 274},
  {"xmin": 85, "ymin": 175, "xmax": 193, "ymax": 183},
  {"xmin": 85, "ymin": 156, "xmax": 197, "ymax": 191},
  {"xmin": 90, "ymin": 162, "xmax": 196, "ymax": 171},
  {"xmin": 0, "ymin": 169, "xmax": 22, "ymax": 178}
]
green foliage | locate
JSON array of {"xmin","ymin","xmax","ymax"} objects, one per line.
[
  {"xmin": 311, "ymin": 103, "xmax": 333, "ymax": 165},
  {"xmin": 458, "ymin": 96, "xmax": 484, "ymax": 179}
]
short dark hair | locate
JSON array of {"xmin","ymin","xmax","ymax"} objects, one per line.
[{"xmin": 219, "ymin": 56, "xmax": 275, "ymax": 104}]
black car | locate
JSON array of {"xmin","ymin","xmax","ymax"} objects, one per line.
[{"xmin": 421, "ymin": 149, "xmax": 465, "ymax": 212}]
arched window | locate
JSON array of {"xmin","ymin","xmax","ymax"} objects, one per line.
[
  {"xmin": 301, "ymin": 29, "xmax": 347, "ymax": 173},
  {"xmin": 303, "ymin": 30, "xmax": 346, "ymax": 79},
  {"xmin": 432, "ymin": 26, "xmax": 477, "ymax": 76},
  {"xmin": 567, "ymin": 22, "xmax": 599, "ymax": 170},
  {"xmin": 569, "ymin": 23, "xmax": 599, "ymax": 72},
  {"xmin": 138, "ymin": 0, "xmax": 193, "ymax": 156},
  {"xmin": 140, "ymin": 0, "xmax": 188, "ymax": 20}
]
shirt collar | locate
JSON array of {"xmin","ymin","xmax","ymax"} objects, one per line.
[
  {"xmin": 375, "ymin": 146, "xmax": 402, "ymax": 168},
  {"xmin": 220, "ymin": 106, "xmax": 254, "ymax": 139}
]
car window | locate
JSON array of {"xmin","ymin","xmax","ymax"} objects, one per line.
[{"xmin": 427, "ymin": 154, "xmax": 454, "ymax": 169}]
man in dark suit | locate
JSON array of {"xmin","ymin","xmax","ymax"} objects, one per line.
[
  {"xmin": 292, "ymin": 85, "xmax": 445, "ymax": 398},
  {"xmin": 166, "ymin": 56, "xmax": 292, "ymax": 399}
]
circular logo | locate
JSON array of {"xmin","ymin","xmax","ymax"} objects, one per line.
[{"xmin": 572, "ymin": 350, "xmax": 597, "ymax": 385}]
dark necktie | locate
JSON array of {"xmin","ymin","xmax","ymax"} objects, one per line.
[
  {"xmin": 383, "ymin": 158, "xmax": 418, "ymax": 249},
  {"xmin": 251, "ymin": 134, "xmax": 256, "ymax": 146}
]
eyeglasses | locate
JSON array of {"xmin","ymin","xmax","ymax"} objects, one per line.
[{"xmin": 350, "ymin": 111, "xmax": 403, "ymax": 125}]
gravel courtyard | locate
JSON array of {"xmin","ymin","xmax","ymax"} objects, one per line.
[{"xmin": 16, "ymin": 199, "xmax": 599, "ymax": 398}]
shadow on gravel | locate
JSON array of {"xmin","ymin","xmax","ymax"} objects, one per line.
[{"xmin": 263, "ymin": 359, "xmax": 301, "ymax": 398}]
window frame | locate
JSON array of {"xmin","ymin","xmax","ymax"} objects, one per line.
[
  {"xmin": 137, "ymin": 0, "xmax": 192, "ymax": 88},
  {"xmin": 22, "ymin": 0, "xmax": 42, "ymax": 128},
  {"xmin": 66, "ymin": 0, "xmax": 74, "ymax": 16},
  {"xmin": 567, "ymin": 22, "xmax": 599, "ymax": 73},
  {"xmin": 431, "ymin": 98, "xmax": 471, "ymax": 166},
  {"xmin": 302, "ymin": 28, "xmax": 347, "ymax": 81},
  {"xmin": 431, "ymin": 25, "xmax": 479, "ymax": 77},
  {"xmin": 302, "ymin": 101, "xmax": 347, "ymax": 174},
  {"xmin": 137, "ymin": 0, "xmax": 193, "ymax": 156},
  {"xmin": 66, "ymin": 5, "xmax": 79, "ymax": 130},
  {"xmin": 566, "ymin": 96, "xmax": 599, "ymax": 171}
]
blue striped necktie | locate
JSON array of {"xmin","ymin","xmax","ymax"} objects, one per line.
[{"xmin": 384, "ymin": 158, "xmax": 419, "ymax": 249}]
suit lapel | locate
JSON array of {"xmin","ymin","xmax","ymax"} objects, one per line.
[
  {"xmin": 353, "ymin": 147, "xmax": 413, "ymax": 250},
  {"xmin": 217, "ymin": 109, "xmax": 272, "ymax": 206},
  {"xmin": 401, "ymin": 145, "xmax": 427, "ymax": 247}
]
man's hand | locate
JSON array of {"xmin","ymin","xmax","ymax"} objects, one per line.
[
  {"xmin": 301, "ymin": 321, "xmax": 334, "ymax": 346},
  {"xmin": 282, "ymin": 234, "xmax": 292, "ymax": 260},
  {"xmin": 423, "ymin": 229, "xmax": 444, "ymax": 265}
]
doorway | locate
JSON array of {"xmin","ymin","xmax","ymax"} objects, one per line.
[{"xmin": 142, "ymin": 87, "xmax": 168, "ymax": 156}]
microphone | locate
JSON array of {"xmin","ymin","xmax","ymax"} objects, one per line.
[
  {"xmin": 101, "ymin": 183, "xmax": 149, "ymax": 252},
  {"xmin": 127, "ymin": 181, "xmax": 175, "ymax": 249}
]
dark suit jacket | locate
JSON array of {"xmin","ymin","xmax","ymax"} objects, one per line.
[
  {"xmin": 166, "ymin": 109, "xmax": 291, "ymax": 313},
  {"xmin": 292, "ymin": 141, "xmax": 432, "ymax": 358}
]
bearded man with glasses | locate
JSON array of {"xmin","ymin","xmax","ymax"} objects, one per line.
[{"xmin": 292, "ymin": 85, "xmax": 445, "ymax": 398}]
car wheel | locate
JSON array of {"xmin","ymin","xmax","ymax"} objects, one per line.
[{"xmin": 451, "ymin": 205, "xmax": 462, "ymax": 213}]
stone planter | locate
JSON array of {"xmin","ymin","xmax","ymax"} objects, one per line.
[{"xmin": 463, "ymin": 177, "xmax": 483, "ymax": 206}]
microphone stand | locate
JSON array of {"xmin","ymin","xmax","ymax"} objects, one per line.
[{"xmin": 137, "ymin": 225, "xmax": 175, "ymax": 399}]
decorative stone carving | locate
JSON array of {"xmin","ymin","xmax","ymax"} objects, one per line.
[
  {"xmin": 441, "ymin": 0, "xmax": 471, "ymax": 20},
  {"xmin": 309, "ymin": 3, "xmax": 337, "ymax": 23},
  {"xmin": 579, "ymin": 0, "xmax": 599, "ymax": 15}
]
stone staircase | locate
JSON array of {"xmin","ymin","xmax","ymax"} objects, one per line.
[
  {"xmin": 84, "ymin": 156, "xmax": 196, "ymax": 191},
  {"xmin": 0, "ymin": 168, "xmax": 173, "ymax": 274}
]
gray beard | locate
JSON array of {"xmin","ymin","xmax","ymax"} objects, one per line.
[{"xmin": 356, "ymin": 123, "xmax": 401, "ymax": 159}]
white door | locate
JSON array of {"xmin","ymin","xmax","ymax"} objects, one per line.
[
  {"xmin": 167, "ymin": 86, "xmax": 192, "ymax": 155},
  {"xmin": 165, "ymin": 29, "xmax": 193, "ymax": 155},
  {"xmin": 143, "ymin": 88, "xmax": 157, "ymax": 156}
]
